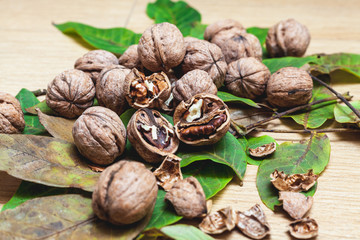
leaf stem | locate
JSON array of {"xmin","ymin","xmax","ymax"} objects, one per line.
[
  {"xmin": 254, "ymin": 128, "xmax": 360, "ymax": 134},
  {"xmin": 31, "ymin": 89, "xmax": 47, "ymax": 97}
]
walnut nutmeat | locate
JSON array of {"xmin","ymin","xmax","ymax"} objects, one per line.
[{"xmin": 0, "ymin": 92, "xmax": 25, "ymax": 134}]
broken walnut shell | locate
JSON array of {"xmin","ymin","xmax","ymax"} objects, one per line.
[
  {"xmin": 153, "ymin": 154, "xmax": 183, "ymax": 191},
  {"xmin": 127, "ymin": 108, "xmax": 179, "ymax": 163},
  {"xmin": 173, "ymin": 93, "xmax": 230, "ymax": 146},
  {"xmin": 165, "ymin": 176, "xmax": 207, "ymax": 219},
  {"xmin": 289, "ymin": 217, "xmax": 318, "ymax": 239},
  {"xmin": 92, "ymin": 160, "xmax": 158, "ymax": 225},
  {"xmin": 199, "ymin": 206, "xmax": 236, "ymax": 234},
  {"xmin": 46, "ymin": 69, "xmax": 95, "ymax": 119},
  {"xmin": 279, "ymin": 191, "xmax": 313, "ymax": 220},
  {"xmin": 0, "ymin": 92, "xmax": 25, "ymax": 134},
  {"xmin": 118, "ymin": 44, "xmax": 144, "ymax": 71},
  {"xmin": 204, "ymin": 19, "xmax": 246, "ymax": 47},
  {"xmin": 248, "ymin": 142, "xmax": 276, "ymax": 158},
  {"xmin": 270, "ymin": 169, "xmax": 318, "ymax": 192}
]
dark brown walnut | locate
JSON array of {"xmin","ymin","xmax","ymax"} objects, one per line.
[
  {"xmin": 153, "ymin": 154, "xmax": 183, "ymax": 191},
  {"xmin": 125, "ymin": 68, "xmax": 172, "ymax": 111},
  {"xmin": 236, "ymin": 204, "xmax": 270, "ymax": 240},
  {"xmin": 138, "ymin": 22, "xmax": 186, "ymax": 72},
  {"xmin": 266, "ymin": 18, "xmax": 311, "ymax": 58},
  {"xmin": 46, "ymin": 69, "xmax": 95, "ymax": 119},
  {"xmin": 180, "ymin": 40, "xmax": 227, "ymax": 88},
  {"xmin": 267, "ymin": 67, "xmax": 313, "ymax": 108},
  {"xmin": 173, "ymin": 93, "xmax": 230, "ymax": 146},
  {"xmin": 172, "ymin": 70, "xmax": 218, "ymax": 104},
  {"xmin": 221, "ymin": 33, "xmax": 262, "ymax": 64},
  {"xmin": 92, "ymin": 160, "xmax": 158, "ymax": 225},
  {"xmin": 225, "ymin": 57, "xmax": 270, "ymax": 99},
  {"xmin": 72, "ymin": 106, "xmax": 126, "ymax": 165},
  {"xmin": 96, "ymin": 65, "xmax": 131, "ymax": 115},
  {"xmin": 279, "ymin": 191, "xmax": 313, "ymax": 219},
  {"xmin": 165, "ymin": 176, "xmax": 207, "ymax": 219},
  {"xmin": 74, "ymin": 50, "xmax": 119, "ymax": 83},
  {"xmin": 199, "ymin": 206, "xmax": 236, "ymax": 234},
  {"xmin": 0, "ymin": 92, "xmax": 25, "ymax": 134},
  {"xmin": 127, "ymin": 108, "xmax": 179, "ymax": 163},
  {"xmin": 249, "ymin": 142, "xmax": 276, "ymax": 157},
  {"xmin": 118, "ymin": 44, "xmax": 144, "ymax": 71},
  {"xmin": 289, "ymin": 217, "xmax": 318, "ymax": 239},
  {"xmin": 270, "ymin": 169, "xmax": 319, "ymax": 192}
]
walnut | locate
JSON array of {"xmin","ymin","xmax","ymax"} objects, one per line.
[
  {"xmin": 165, "ymin": 176, "xmax": 207, "ymax": 219},
  {"xmin": 153, "ymin": 154, "xmax": 183, "ymax": 191},
  {"xmin": 96, "ymin": 65, "xmax": 130, "ymax": 115},
  {"xmin": 72, "ymin": 106, "xmax": 126, "ymax": 165},
  {"xmin": 266, "ymin": 19, "xmax": 311, "ymax": 57},
  {"xmin": 225, "ymin": 57, "xmax": 270, "ymax": 99},
  {"xmin": 266, "ymin": 67, "xmax": 313, "ymax": 108},
  {"xmin": 249, "ymin": 142, "xmax": 276, "ymax": 157},
  {"xmin": 172, "ymin": 70, "xmax": 218, "ymax": 104},
  {"xmin": 184, "ymin": 36, "xmax": 201, "ymax": 44},
  {"xmin": 0, "ymin": 92, "xmax": 25, "ymax": 134},
  {"xmin": 289, "ymin": 217, "xmax": 318, "ymax": 239},
  {"xmin": 127, "ymin": 108, "xmax": 179, "ymax": 163},
  {"xmin": 199, "ymin": 206, "xmax": 236, "ymax": 234},
  {"xmin": 180, "ymin": 40, "xmax": 227, "ymax": 88},
  {"xmin": 221, "ymin": 33, "xmax": 262, "ymax": 64},
  {"xmin": 270, "ymin": 169, "xmax": 318, "ymax": 192},
  {"xmin": 279, "ymin": 191, "xmax": 313, "ymax": 219},
  {"xmin": 138, "ymin": 22, "xmax": 186, "ymax": 72},
  {"xmin": 92, "ymin": 160, "xmax": 158, "ymax": 225},
  {"xmin": 173, "ymin": 93, "xmax": 230, "ymax": 146},
  {"xmin": 74, "ymin": 50, "xmax": 119, "ymax": 83},
  {"xmin": 118, "ymin": 44, "xmax": 144, "ymax": 71},
  {"xmin": 46, "ymin": 69, "xmax": 95, "ymax": 119}
]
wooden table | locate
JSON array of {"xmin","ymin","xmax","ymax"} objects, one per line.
[{"xmin": 1, "ymin": 0, "xmax": 360, "ymax": 239}]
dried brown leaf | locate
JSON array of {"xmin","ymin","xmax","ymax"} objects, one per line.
[{"xmin": 279, "ymin": 191, "xmax": 313, "ymax": 219}]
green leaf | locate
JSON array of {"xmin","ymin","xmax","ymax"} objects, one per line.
[
  {"xmin": 189, "ymin": 23, "xmax": 207, "ymax": 39},
  {"xmin": 54, "ymin": 22, "xmax": 142, "ymax": 54},
  {"xmin": 178, "ymin": 132, "xmax": 247, "ymax": 180},
  {"xmin": 256, "ymin": 133, "xmax": 330, "ymax": 210},
  {"xmin": 334, "ymin": 101, "xmax": 360, "ymax": 126},
  {"xmin": 25, "ymin": 100, "xmax": 56, "ymax": 115},
  {"xmin": 246, "ymin": 27, "xmax": 268, "ymax": 58},
  {"xmin": 246, "ymin": 135, "xmax": 277, "ymax": 166},
  {"xmin": 141, "ymin": 224, "xmax": 215, "ymax": 240},
  {"xmin": 15, "ymin": 89, "xmax": 39, "ymax": 112},
  {"xmin": 217, "ymin": 91, "xmax": 260, "ymax": 108},
  {"xmin": 263, "ymin": 55, "xmax": 318, "ymax": 74}
]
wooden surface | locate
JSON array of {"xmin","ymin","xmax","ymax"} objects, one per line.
[{"xmin": 1, "ymin": 0, "xmax": 360, "ymax": 239}]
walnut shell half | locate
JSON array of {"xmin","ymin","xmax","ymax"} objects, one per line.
[
  {"xmin": 153, "ymin": 154, "xmax": 183, "ymax": 191},
  {"xmin": 199, "ymin": 206, "xmax": 237, "ymax": 234},
  {"xmin": 0, "ymin": 92, "xmax": 25, "ymax": 134},
  {"xmin": 279, "ymin": 191, "xmax": 313, "ymax": 220},
  {"xmin": 289, "ymin": 217, "xmax": 318, "ymax": 239},
  {"xmin": 173, "ymin": 93, "xmax": 230, "ymax": 146},
  {"xmin": 270, "ymin": 169, "xmax": 319, "ymax": 192}
]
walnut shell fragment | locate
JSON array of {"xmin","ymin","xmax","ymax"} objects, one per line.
[
  {"xmin": 0, "ymin": 92, "xmax": 25, "ymax": 134},
  {"xmin": 127, "ymin": 108, "xmax": 179, "ymax": 163},
  {"xmin": 199, "ymin": 206, "xmax": 236, "ymax": 234},
  {"xmin": 118, "ymin": 44, "xmax": 144, "ymax": 71},
  {"xmin": 165, "ymin": 176, "xmax": 207, "ymax": 219},
  {"xmin": 236, "ymin": 204, "xmax": 270, "ymax": 240},
  {"xmin": 271, "ymin": 169, "xmax": 318, "ymax": 192},
  {"xmin": 153, "ymin": 154, "xmax": 183, "ymax": 191},
  {"xmin": 289, "ymin": 217, "xmax": 318, "ymax": 239},
  {"xmin": 249, "ymin": 142, "xmax": 276, "ymax": 157},
  {"xmin": 279, "ymin": 191, "xmax": 313, "ymax": 219}
]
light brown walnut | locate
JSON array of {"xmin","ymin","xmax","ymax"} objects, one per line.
[
  {"xmin": 0, "ymin": 92, "xmax": 25, "ymax": 134},
  {"xmin": 118, "ymin": 44, "xmax": 144, "ymax": 71}
]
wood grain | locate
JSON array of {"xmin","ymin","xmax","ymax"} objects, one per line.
[{"xmin": 1, "ymin": 0, "xmax": 360, "ymax": 239}]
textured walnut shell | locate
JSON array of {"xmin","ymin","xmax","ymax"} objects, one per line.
[
  {"xmin": 266, "ymin": 67, "xmax": 313, "ymax": 108},
  {"xmin": 199, "ymin": 206, "xmax": 236, "ymax": 234},
  {"xmin": 289, "ymin": 217, "xmax": 318, "ymax": 239},
  {"xmin": 266, "ymin": 19, "xmax": 311, "ymax": 58},
  {"xmin": 46, "ymin": 69, "xmax": 95, "ymax": 119},
  {"xmin": 96, "ymin": 65, "xmax": 130, "ymax": 115},
  {"xmin": 0, "ymin": 92, "xmax": 25, "ymax": 134},
  {"xmin": 138, "ymin": 22, "xmax": 186, "ymax": 72},
  {"xmin": 279, "ymin": 191, "xmax": 313, "ymax": 220},
  {"xmin": 221, "ymin": 33, "xmax": 262, "ymax": 64},
  {"xmin": 92, "ymin": 160, "xmax": 158, "ymax": 225},
  {"xmin": 225, "ymin": 57, "xmax": 270, "ymax": 99},
  {"xmin": 153, "ymin": 154, "xmax": 183, "ymax": 191},
  {"xmin": 271, "ymin": 169, "xmax": 318, "ymax": 192},
  {"xmin": 74, "ymin": 50, "xmax": 119, "ymax": 83},
  {"xmin": 165, "ymin": 176, "xmax": 207, "ymax": 219},
  {"xmin": 204, "ymin": 19, "xmax": 246, "ymax": 47},
  {"xmin": 127, "ymin": 108, "xmax": 179, "ymax": 163},
  {"xmin": 125, "ymin": 68, "xmax": 172, "ymax": 111},
  {"xmin": 118, "ymin": 44, "xmax": 144, "ymax": 71},
  {"xmin": 236, "ymin": 204, "xmax": 270, "ymax": 240},
  {"xmin": 172, "ymin": 70, "xmax": 218, "ymax": 104},
  {"xmin": 249, "ymin": 142, "xmax": 276, "ymax": 157},
  {"xmin": 173, "ymin": 93, "xmax": 230, "ymax": 146},
  {"xmin": 72, "ymin": 106, "xmax": 126, "ymax": 165}
]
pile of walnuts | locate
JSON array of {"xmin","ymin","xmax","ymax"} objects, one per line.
[{"xmin": 0, "ymin": 18, "xmax": 314, "ymax": 239}]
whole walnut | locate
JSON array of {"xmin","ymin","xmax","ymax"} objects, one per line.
[
  {"xmin": 266, "ymin": 67, "xmax": 313, "ymax": 108},
  {"xmin": 92, "ymin": 160, "xmax": 158, "ymax": 225},
  {"xmin": 46, "ymin": 69, "xmax": 95, "ymax": 119},
  {"xmin": 225, "ymin": 57, "xmax": 270, "ymax": 99},
  {"xmin": 0, "ymin": 92, "xmax": 25, "ymax": 134},
  {"xmin": 138, "ymin": 22, "xmax": 186, "ymax": 72},
  {"xmin": 266, "ymin": 19, "xmax": 311, "ymax": 57},
  {"xmin": 72, "ymin": 106, "xmax": 126, "ymax": 165},
  {"xmin": 118, "ymin": 44, "xmax": 144, "ymax": 71},
  {"xmin": 172, "ymin": 70, "xmax": 217, "ymax": 104},
  {"xmin": 204, "ymin": 19, "xmax": 246, "ymax": 48},
  {"xmin": 221, "ymin": 33, "xmax": 262, "ymax": 64},
  {"xmin": 180, "ymin": 40, "xmax": 227, "ymax": 88},
  {"xmin": 74, "ymin": 50, "xmax": 119, "ymax": 83},
  {"xmin": 96, "ymin": 65, "xmax": 131, "ymax": 115}
]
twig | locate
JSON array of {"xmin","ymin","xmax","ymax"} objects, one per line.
[
  {"xmin": 253, "ymin": 128, "xmax": 360, "ymax": 134},
  {"xmin": 230, "ymin": 120, "xmax": 245, "ymax": 136},
  {"xmin": 31, "ymin": 89, "xmax": 47, "ymax": 97}
]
